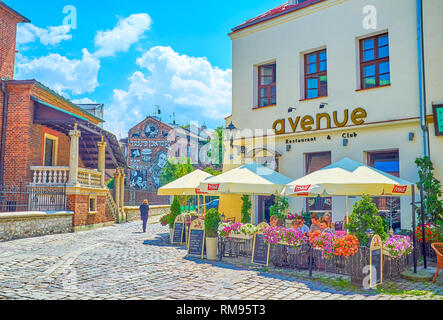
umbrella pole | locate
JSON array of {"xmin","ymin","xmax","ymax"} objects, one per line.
[
  {"xmin": 346, "ymin": 195, "xmax": 349, "ymax": 232},
  {"xmin": 204, "ymin": 195, "xmax": 206, "ymax": 216},
  {"xmin": 197, "ymin": 194, "xmax": 200, "ymax": 215}
]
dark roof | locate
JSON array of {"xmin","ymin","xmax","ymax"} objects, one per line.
[
  {"xmin": 4, "ymin": 79, "xmax": 104, "ymax": 123},
  {"xmin": 33, "ymin": 99, "xmax": 128, "ymax": 169},
  {"xmin": 231, "ymin": 0, "xmax": 327, "ymax": 34},
  {"xmin": 0, "ymin": 1, "xmax": 30, "ymax": 23}
]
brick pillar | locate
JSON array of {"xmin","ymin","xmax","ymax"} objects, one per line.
[
  {"xmin": 119, "ymin": 168, "xmax": 126, "ymax": 221},
  {"xmin": 97, "ymin": 136, "xmax": 107, "ymax": 188},
  {"xmin": 68, "ymin": 124, "xmax": 81, "ymax": 187}
]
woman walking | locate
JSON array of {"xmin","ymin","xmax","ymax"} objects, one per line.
[{"xmin": 140, "ymin": 199, "xmax": 150, "ymax": 233}]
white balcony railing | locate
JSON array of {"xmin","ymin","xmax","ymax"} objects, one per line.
[
  {"xmin": 30, "ymin": 166, "xmax": 103, "ymax": 188},
  {"xmin": 31, "ymin": 166, "xmax": 69, "ymax": 185},
  {"xmin": 78, "ymin": 168, "xmax": 102, "ymax": 188}
]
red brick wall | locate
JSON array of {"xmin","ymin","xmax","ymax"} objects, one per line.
[
  {"xmin": 67, "ymin": 194, "xmax": 114, "ymax": 227},
  {"xmin": 0, "ymin": 6, "xmax": 20, "ymax": 80},
  {"xmin": 2, "ymin": 83, "xmax": 33, "ymax": 185},
  {"xmin": 124, "ymin": 188, "xmax": 170, "ymax": 205},
  {"xmin": 30, "ymin": 124, "xmax": 71, "ymax": 167}
]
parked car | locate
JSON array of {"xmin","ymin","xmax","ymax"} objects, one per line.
[{"xmin": 199, "ymin": 199, "xmax": 219, "ymax": 211}]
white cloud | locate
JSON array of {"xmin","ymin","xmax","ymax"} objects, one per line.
[
  {"xmin": 15, "ymin": 49, "xmax": 100, "ymax": 96},
  {"xmin": 93, "ymin": 13, "xmax": 152, "ymax": 58},
  {"xmin": 104, "ymin": 46, "xmax": 231, "ymax": 134},
  {"xmin": 17, "ymin": 24, "xmax": 72, "ymax": 47},
  {"xmin": 71, "ymin": 97, "xmax": 97, "ymax": 104}
]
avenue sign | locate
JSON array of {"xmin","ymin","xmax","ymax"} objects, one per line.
[{"xmin": 273, "ymin": 108, "xmax": 368, "ymax": 135}]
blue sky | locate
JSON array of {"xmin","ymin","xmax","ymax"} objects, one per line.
[{"xmin": 9, "ymin": 0, "xmax": 283, "ymax": 138}]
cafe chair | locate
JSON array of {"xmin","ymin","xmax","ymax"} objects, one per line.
[{"xmin": 431, "ymin": 243, "xmax": 442, "ymax": 283}]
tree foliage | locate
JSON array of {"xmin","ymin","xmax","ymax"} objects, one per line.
[
  {"xmin": 269, "ymin": 196, "xmax": 289, "ymax": 221},
  {"xmin": 160, "ymin": 157, "xmax": 194, "ymax": 186},
  {"xmin": 241, "ymin": 195, "xmax": 252, "ymax": 224},
  {"xmin": 168, "ymin": 196, "xmax": 182, "ymax": 229},
  {"xmin": 415, "ymin": 156, "xmax": 443, "ymax": 224},
  {"xmin": 207, "ymin": 127, "xmax": 224, "ymax": 168},
  {"xmin": 205, "ymin": 208, "xmax": 221, "ymax": 238},
  {"xmin": 347, "ymin": 194, "xmax": 388, "ymax": 247}
]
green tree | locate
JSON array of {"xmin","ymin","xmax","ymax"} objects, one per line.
[
  {"xmin": 241, "ymin": 195, "xmax": 252, "ymax": 223},
  {"xmin": 160, "ymin": 157, "xmax": 194, "ymax": 186},
  {"xmin": 415, "ymin": 156, "xmax": 443, "ymax": 224},
  {"xmin": 168, "ymin": 196, "xmax": 182, "ymax": 229},
  {"xmin": 106, "ymin": 178, "xmax": 114, "ymax": 190},
  {"xmin": 204, "ymin": 167, "xmax": 222, "ymax": 176},
  {"xmin": 269, "ymin": 196, "xmax": 289, "ymax": 221},
  {"xmin": 347, "ymin": 194, "xmax": 388, "ymax": 246},
  {"xmin": 207, "ymin": 127, "xmax": 224, "ymax": 168}
]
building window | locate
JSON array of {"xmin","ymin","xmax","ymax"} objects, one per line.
[
  {"xmin": 367, "ymin": 150, "xmax": 401, "ymax": 230},
  {"xmin": 305, "ymin": 152, "xmax": 332, "ymax": 214},
  {"xmin": 43, "ymin": 133, "xmax": 58, "ymax": 167},
  {"xmin": 257, "ymin": 63, "xmax": 276, "ymax": 108},
  {"xmin": 360, "ymin": 33, "xmax": 390, "ymax": 89},
  {"xmin": 304, "ymin": 49, "xmax": 327, "ymax": 99},
  {"xmin": 89, "ymin": 197, "xmax": 97, "ymax": 213}
]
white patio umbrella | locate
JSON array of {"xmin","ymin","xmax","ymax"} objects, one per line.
[
  {"xmin": 281, "ymin": 158, "xmax": 416, "ymax": 225},
  {"xmin": 199, "ymin": 162, "xmax": 293, "ymax": 196},
  {"xmin": 158, "ymin": 169, "xmax": 214, "ymax": 214}
]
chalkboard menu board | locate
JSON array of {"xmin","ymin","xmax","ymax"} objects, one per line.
[
  {"xmin": 371, "ymin": 249, "xmax": 382, "ymax": 285},
  {"xmin": 252, "ymin": 234, "xmax": 270, "ymax": 266},
  {"xmin": 370, "ymin": 235, "xmax": 383, "ymax": 288},
  {"xmin": 172, "ymin": 222, "xmax": 185, "ymax": 245},
  {"xmin": 188, "ymin": 229, "xmax": 205, "ymax": 258}
]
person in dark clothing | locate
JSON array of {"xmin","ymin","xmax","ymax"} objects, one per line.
[{"xmin": 140, "ymin": 199, "xmax": 150, "ymax": 233}]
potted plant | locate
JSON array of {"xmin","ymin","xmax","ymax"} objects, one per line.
[
  {"xmin": 204, "ymin": 208, "xmax": 221, "ymax": 260},
  {"xmin": 169, "ymin": 196, "xmax": 182, "ymax": 243}
]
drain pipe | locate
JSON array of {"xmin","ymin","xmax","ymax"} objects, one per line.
[
  {"xmin": 0, "ymin": 80, "xmax": 9, "ymax": 186},
  {"xmin": 417, "ymin": 0, "xmax": 430, "ymax": 158}
]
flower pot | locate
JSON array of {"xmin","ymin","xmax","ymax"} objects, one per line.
[
  {"xmin": 206, "ymin": 237, "xmax": 218, "ymax": 261},
  {"xmin": 169, "ymin": 227, "xmax": 174, "ymax": 244},
  {"xmin": 228, "ymin": 234, "xmax": 253, "ymax": 240}
]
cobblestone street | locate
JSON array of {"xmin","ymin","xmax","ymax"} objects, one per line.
[{"xmin": 0, "ymin": 219, "xmax": 441, "ymax": 300}]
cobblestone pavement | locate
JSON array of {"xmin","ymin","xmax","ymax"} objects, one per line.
[{"xmin": 0, "ymin": 219, "xmax": 441, "ymax": 300}]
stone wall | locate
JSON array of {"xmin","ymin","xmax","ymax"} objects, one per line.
[
  {"xmin": 0, "ymin": 211, "xmax": 74, "ymax": 242},
  {"xmin": 124, "ymin": 205, "xmax": 170, "ymax": 222}
]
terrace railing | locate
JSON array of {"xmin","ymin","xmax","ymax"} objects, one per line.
[
  {"xmin": 0, "ymin": 184, "xmax": 66, "ymax": 213},
  {"xmin": 77, "ymin": 168, "xmax": 102, "ymax": 188},
  {"xmin": 30, "ymin": 167, "xmax": 103, "ymax": 189}
]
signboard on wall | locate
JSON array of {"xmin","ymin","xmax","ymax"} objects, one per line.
[{"xmin": 433, "ymin": 104, "xmax": 443, "ymax": 136}]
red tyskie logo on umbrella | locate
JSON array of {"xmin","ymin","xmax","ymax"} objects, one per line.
[
  {"xmin": 294, "ymin": 185, "xmax": 311, "ymax": 193},
  {"xmin": 208, "ymin": 184, "xmax": 220, "ymax": 191},
  {"xmin": 392, "ymin": 185, "xmax": 407, "ymax": 194},
  {"xmin": 195, "ymin": 188, "xmax": 208, "ymax": 195}
]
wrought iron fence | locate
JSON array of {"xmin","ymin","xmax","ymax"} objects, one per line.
[
  {"xmin": 0, "ymin": 184, "xmax": 67, "ymax": 213},
  {"xmin": 218, "ymin": 237, "xmax": 414, "ymax": 281}
]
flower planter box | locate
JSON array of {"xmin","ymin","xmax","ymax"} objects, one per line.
[{"xmin": 225, "ymin": 234, "xmax": 253, "ymax": 240}]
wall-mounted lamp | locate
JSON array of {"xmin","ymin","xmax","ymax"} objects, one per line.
[
  {"xmin": 286, "ymin": 145, "xmax": 292, "ymax": 152},
  {"xmin": 409, "ymin": 132, "xmax": 415, "ymax": 141},
  {"xmin": 320, "ymin": 102, "xmax": 328, "ymax": 109},
  {"xmin": 343, "ymin": 139, "xmax": 349, "ymax": 147},
  {"xmin": 288, "ymin": 107, "xmax": 297, "ymax": 113}
]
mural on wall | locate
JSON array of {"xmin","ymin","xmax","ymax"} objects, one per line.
[
  {"xmin": 127, "ymin": 117, "xmax": 173, "ymax": 192},
  {"xmin": 149, "ymin": 150, "xmax": 168, "ymax": 189},
  {"xmin": 130, "ymin": 170, "xmax": 148, "ymax": 190}
]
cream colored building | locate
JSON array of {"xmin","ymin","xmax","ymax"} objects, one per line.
[{"xmin": 222, "ymin": 0, "xmax": 443, "ymax": 230}]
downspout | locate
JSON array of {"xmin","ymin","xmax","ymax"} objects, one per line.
[
  {"xmin": 417, "ymin": 0, "xmax": 430, "ymax": 158},
  {"xmin": 0, "ymin": 81, "xmax": 9, "ymax": 186}
]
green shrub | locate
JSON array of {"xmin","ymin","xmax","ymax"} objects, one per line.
[
  {"xmin": 269, "ymin": 196, "xmax": 289, "ymax": 221},
  {"xmin": 205, "ymin": 208, "xmax": 221, "ymax": 238},
  {"xmin": 347, "ymin": 194, "xmax": 388, "ymax": 246},
  {"xmin": 168, "ymin": 196, "xmax": 182, "ymax": 229},
  {"xmin": 241, "ymin": 195, "xmax": 252, "ymax": 224}
]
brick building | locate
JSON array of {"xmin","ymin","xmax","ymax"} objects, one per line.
[
  {"xmin": 125, "ymin": 116, "xmax": 216, "ymax": 205},
  {"xmin": 0, "ymin": 2, "xmax": 128, "ymax": 231}
]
